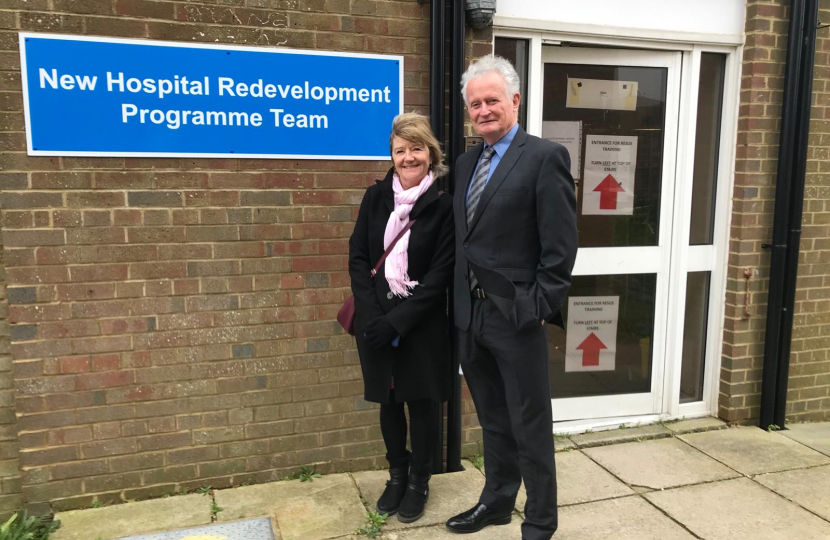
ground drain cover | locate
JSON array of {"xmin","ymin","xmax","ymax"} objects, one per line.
[{"xmin": 115, "ymin": 517, "xmax": 275, "ymax": 540}]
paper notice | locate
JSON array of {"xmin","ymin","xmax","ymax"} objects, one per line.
[
  {"xmin": 542, "ymin": 121, "xmax": 582, "ymax": 179},
  {"xmin": 565, "ymin": 296, "xmax": 620, "ymax": 372},
  {"xmin": 566, "ymin": 78, "xmax": 638, "ymax": 111},
  {"xmin": 582, "ymin": 135, "xmax": 637, "ymax": 216}
]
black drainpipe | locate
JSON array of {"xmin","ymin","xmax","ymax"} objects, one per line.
[
  {"xmin": 760, "ymin": 0, "xmax": 819, "ymax": 430},
  {"xmin": 444, "ymin": 0, "xmax": 466, "ymax": 473},
  {"xmin": 428, "ymin": 0, "xmax": 447, "ymax": 475}
]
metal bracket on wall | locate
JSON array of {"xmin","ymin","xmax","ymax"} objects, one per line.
[{"xmin": 465, "ymin": 136, "xmax": 483, "ymax": 150}]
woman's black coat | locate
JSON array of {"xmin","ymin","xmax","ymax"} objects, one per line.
[{"xmin": 348, "ymin": 169, "xmax": 455, "ymax": 404}]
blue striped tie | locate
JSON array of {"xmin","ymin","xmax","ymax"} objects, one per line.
[{"xmin": 466, "ymin": 146, "xmax": 495, "ymax": 290}]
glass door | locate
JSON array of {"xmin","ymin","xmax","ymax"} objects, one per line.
[{"xmin": 540, "ymin": 47, "xmax": 682, "ymax": 422}]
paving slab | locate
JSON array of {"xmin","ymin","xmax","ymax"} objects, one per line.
[
  {"xmin": 383, "ymin": 497, "xmax": 694, "ymax": 540},
  {"xmin": 114, "ymin": 518, "xmax": 277, "ymax": 540},
  {"xmin": 583, "ymin": 437, "xmax": 739, "ymax": 490},
  {"xmin": 680, "ymin": 426, "xmax": 830, "ymax": 475},
  {"xmin": 570, "ymin": 424, "xmax": 670, "ymax": 448},
  {"xmin": 515, "ymin": 450, "xmax": 634, "ymax": 512},
  {"xmin": 778, "ymin": 422, "xmax": 830, "ymax": 457},
  {"xmin": 755, "ymin": 465, "xmax": 830, "ymax": 521},
  {"xmin": 52, "ymin": 494, "xmax": 212, "ymax": 540},
  {"xmin": 555, "ymin": 496, "xmax": 695, "ymax": 539},
  {"xmin": 352, "ymin": 466, "xmax": 485, "ymax": 531},
  {"xmin": 214, "ymin": 473, "xmax": 364, "ymax": 540},
  {"xmin": 380, "ymin": 520, "xmax": 523, "ymax": 539},
  {"xmin": 664, "ymin": 417, "xmax": 727, "ymax": 434},
  {"xmin": 646, "ymin": 477, "xmax": 830, "ymax": 540},
  {"xmin": 554, "ymin": 437, "xmax": 577, "ymax": 451}
]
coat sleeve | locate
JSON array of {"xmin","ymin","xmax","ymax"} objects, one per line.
[
  {"xmin": 534, "ymin": 144, "xmax": 578, "ymax": 321},
  {"xmin": 385, "ymin": 197, "xmax": 455, "ymax": 337},
  {"xmin": 348, "ymin": 187, "xmax": 386, "ymax": 322}
]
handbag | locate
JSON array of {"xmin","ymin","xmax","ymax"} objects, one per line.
[{"xmin": 338, "ymin": 219, "xmax": 416, "ymax": 335}]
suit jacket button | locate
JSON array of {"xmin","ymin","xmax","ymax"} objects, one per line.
[
  {"xmin": 463, "ymin": 242, "xmax": 469, "ymax": 248},
  {"xmin": 386, "ymin": 292, "xmax": 394, "ymax": 299}
]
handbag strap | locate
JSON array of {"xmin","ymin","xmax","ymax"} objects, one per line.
[{"xmin": 371, "ymin": 220, "xmax": 416, "ymax": 277}]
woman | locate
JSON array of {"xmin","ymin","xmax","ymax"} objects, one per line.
[{"xmin": 348, "ymin": 113, "xmax": 454, "ymax": 523}]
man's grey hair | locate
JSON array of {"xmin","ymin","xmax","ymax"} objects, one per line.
[{"xmin": 461, "ymin": 54, "xmax": 521, "ymax": 106}]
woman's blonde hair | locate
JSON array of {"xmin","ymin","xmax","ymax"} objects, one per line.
[{"xmin": 389, "ymin": 112, "xmax": 448, "ymax": 178}]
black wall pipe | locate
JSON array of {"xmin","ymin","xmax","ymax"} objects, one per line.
[
  {"xmin": 760, "ymin": 0, "xmax": 819, "ymax": 429},
  {"xmin": 428, "ymin": 0, "xmax": 447, "ymax": 475},
  {"xmin": 429, "ymin": 0, "xmax": 446, "ymax": 143},
  {"xmin": 444, "ymin": 0, "xmax": 467, "ymax": 473},
  {"xmin": 449, "ymin": 0, "xmax": 466, "ymax": 170}
]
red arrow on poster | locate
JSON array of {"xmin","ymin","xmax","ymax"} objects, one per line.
[
  {"xmin": 593, "ymin": 174, "xmax": 625, "ymax": 210},
  {"xmin": 576, "ymin": 332, "xmax": 607, "ymax": 367}
]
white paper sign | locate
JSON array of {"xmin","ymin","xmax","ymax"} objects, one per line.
[
  {"xmin": 566, "ymin": 78, "xmax": 638, "ymax": 111},
  {"xmin": 582, "ymin": 135, "xmax": 637, "ymax": 216},
  {"xmin": 542, "ymin": 121, "xmax": 582, "ymax": 179},
  {"xmin": 565, "ymin": 296, "xmax": 619, "ymax": 372}
]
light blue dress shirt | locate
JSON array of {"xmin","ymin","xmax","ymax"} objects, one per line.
[{"xmin": 466, "ymin": 123, "xmax": 520, "ymax": 203}]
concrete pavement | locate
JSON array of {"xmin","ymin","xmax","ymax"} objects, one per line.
[{"xmin": 50, "ymin": 420, "xmax": 830, "ymax": 540}]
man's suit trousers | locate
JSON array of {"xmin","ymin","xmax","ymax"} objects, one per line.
[{"xmin": 459, "ymin": 297, "xmax": 557, "ymax": 540}]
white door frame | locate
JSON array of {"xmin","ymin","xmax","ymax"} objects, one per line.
[
  {"xmin": 539, "ymin": 46, "xmax": 681, "ymax": 422},
  {"xmin": 493, "ymin": 28, "xmax": 741, "ymax": 429}
]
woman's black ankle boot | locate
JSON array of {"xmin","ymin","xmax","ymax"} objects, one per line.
[
  {"xmin": 376, "ymin": 464, "xmax": 409, "ymax": 516},
  {"xmin": 397, "ymin": 472, "xmax": 430, "ymax": 523}
]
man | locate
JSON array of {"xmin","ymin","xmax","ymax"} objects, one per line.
[{"xmin": 445, "ymin": 55, "xmax": 578, "ymax": 540}]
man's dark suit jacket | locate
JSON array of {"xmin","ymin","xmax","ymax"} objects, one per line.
[{"xmin": 453, "ymin": 126, "xmax": 578, "ymax": 331}]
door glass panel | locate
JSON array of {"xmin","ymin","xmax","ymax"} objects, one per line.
[
  {"xmin": 680, "ymin": 271, "xmax": 711, "ymax": 402},
  {"xmin": 547, "ymin": 274, "xmax": 657, "ymax": 399},
  {"xmin": 495, "ymin": 37, "xmax": 529, "ymax": 129},
  {"xmin": 690, "ymin": 53, "xmax": 726, "ymax": 245},
  {"xmin": 542, "ymin": 63, "xmax": 667, "ymax": 248}
]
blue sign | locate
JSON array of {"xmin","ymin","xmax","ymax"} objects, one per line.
[{"xmin": 19, "ymin": 33, "xmax": 403, "ymax": 160}]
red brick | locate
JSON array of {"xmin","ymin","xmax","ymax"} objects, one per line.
[
  {"xmin": 6, "ymin": 266, "xmax": 69, "ymax": 285},
  {"xmin": 76, "ymin": 371, "xmax": 134, "ymax": 391},
  {"xmin": 91, "ymin": 354, "xmax": 121, "ymax": 372},
  {"xmin": 66, "ymin": 228, "xmax": 127, "ymax": 245},
  {"xmin": 113, "ymin": 0, "xmax": 175, "ymax": 18},
  {"xmin": 173, "ymin": 279, "xmax": 200, "ymax": 296},
  {"xmin": 4, "ymin": 230, "xmax": 65, "ymax": 247},
  {"xmin": 101, "ymin": 317, "xmax": 154, "ymax": 335},
  {"xmin": 56, "ymin": 283, "xmax": 115, "ymax": 302},
  {"xmin": 38, "ymin": 320, "xmax": 100, "ymax": 340},
  {"xmin": 129, "ymin": 262, "xmax": 187, "ymax": 280},
  {"xmin": 66, "ymin": 192, "xmax": 125, "ymax": 208},
  {"xmin": 72, "ymin": 335, "xmax": 132, "ymax": 355},
  {"xmin": 68, "ymin": 264, "xmax": 129, "ymax": 282}
]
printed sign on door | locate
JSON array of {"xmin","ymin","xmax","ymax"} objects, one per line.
[
  {"xmin": 565, "ymin": 78, "xmax": 638, "ymax": 111},
  {"xmin": 565, "ymin": 296, "xmax": 619, "ymax": 372},
  {"xmin": 583, "ymin": 135, "xmax": 637, "ymax": 216}
]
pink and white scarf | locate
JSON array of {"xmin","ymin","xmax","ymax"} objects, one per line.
[{"xmin": 383, "ymin": 171, "xmax": 435, "ymax": 297}]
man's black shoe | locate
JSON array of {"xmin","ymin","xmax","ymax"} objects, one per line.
[{"xmin": 445, "ymin": 503, "xmax": 512, "ymax": 533}]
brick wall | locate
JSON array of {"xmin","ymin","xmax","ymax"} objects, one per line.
[
  {"xmin": 789, "ymin": 0, "xmax": 830, "ymax": 421},
  {"xmin": 0, "ymin": 230, "xmax": 22, "ymax": 519},
  {"xmin": 0, "ymin": 0, "xmax": 432, "ymax": 512},
  {"xmin": 719, "ymin": 0, "xmax": 787, "ymax": 424},
  {"xmin": 722, "ymin": 0, "xmax": 830, "ymax": 424}
]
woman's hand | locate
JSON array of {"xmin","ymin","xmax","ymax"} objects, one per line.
[{"xmin": 364, "ymin": 316, "xmax": 398, "ymax": 348}]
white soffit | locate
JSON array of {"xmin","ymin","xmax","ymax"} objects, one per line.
[{"xmin": 494, "ymin": 0, "xmax": 746, "ymax": 45}]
